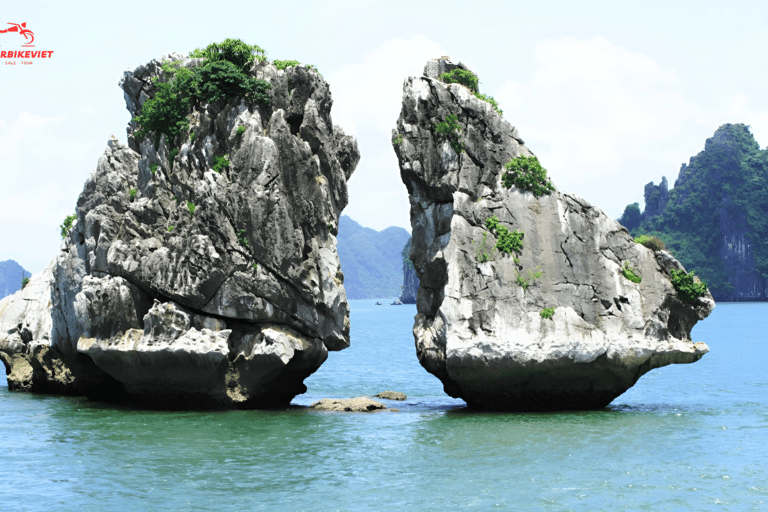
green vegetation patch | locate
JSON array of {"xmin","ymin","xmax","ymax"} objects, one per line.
[
  {"xmin": 135, "ymin": 38, "xmax": 272, "ymax": 151},
  {"xmin": 621, "ymin": 262, "xmax": 642, "ymax": 283},
  {"xmin": 618, "ymin": 124, "xmax": 768, "ymax": 298},
  {"xmin": 150, "ymin": 163, "xmax": 158, "ymax": 175},
  {"xmin": 435, "ymin": 114, "xmax": 464, "ymax": 154},
  {"xmin": 187, "ymin": 201, "xmax": 196, "ymax": 217},
  {"xmin": 392, "ymin": 133, "xmax": 404, "ymax": 146},
  {"xmin": 274, "ymin": 59, "xmax": 300, "ymax": 71},
  {"xmin": 439, "ymin": 69, "xmax": 479, "ymax": 93},
  {"xmin": 21, "ymin": 276, "xmax": 30, "ymax": 290},
  {"xmin": 502, "ymin": 155, "xmax": 555, "ymax": 198},
  {"xmin": 485, "ymin": 216, "xmax": 524, "ymax": 255},
  {"xmin": 634, "ymin": 234, "xmax": 666, "ymax": 252},
  {"xmin": 213, "ymin": 154, "xmax": 230, "ymax": 173},
  {"xmin": 475, "ymin": 232, "xmax": 493, "ymax": 263},
  {"xmin": 670, "ymin": 269, "xmax": 708, "ymax": 303},
  {"xmin": 189, "ymin": 38, "xmax": 266, "ymax": 67},
  {"xmin": 129, "ymin": 188, "xmax": 137, "ymax": 201},
  {"xmin": 540, "ymin": 307, "xmax": 555, "ymax": 320},
  {"xmin": 516, "ymin": 267, "xmax": 542, "ymax": 290},
  {"xmin": 237, "ymin": 229, "xmax": 249, "ymax": 248},
  {"xmin": 60, "ymin": 214, "xmax": 76, "ymax": 239},
  {"xmin": 473, "ymin": 92, "xmax": 502, "ymax": 115},
  {"xmin": 236, "ymin": 125, "xmax": 246, "ymax": 136}
]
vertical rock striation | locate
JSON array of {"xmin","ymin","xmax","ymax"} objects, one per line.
[
  {"xmin": 393, "ymin": 58, "xmax": 714, "ymax": 411},
  {"xmin": 1, "ymin": 50, "xmax": 359, "ymax": 407}
]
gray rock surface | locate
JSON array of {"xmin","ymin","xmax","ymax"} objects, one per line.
[
  {"xmin": 309, "ymin": 397, "xmax": 387, "ymax": 412},
  {"xmin": 1, "ymin": 52, "xmax": 358, "ymax": 407},
  {"xmin": 400, "ymin": 237, "xmax": 419, "ymax": 304},
  {"xmin": 392, "ymin": 58, "xmax": 714, "ymax": 411}
]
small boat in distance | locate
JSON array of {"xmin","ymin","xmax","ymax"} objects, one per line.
[
  {"xmin": 390, "ymin": 299, "xmax": 403, "ymax": 305},
  {"xmin": 375, "ymin": 301, "xmax": 382, "ymax": 305}
]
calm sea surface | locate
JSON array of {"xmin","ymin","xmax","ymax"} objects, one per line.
[{"xmin": 1, "ymin": 301, "xmax": 766, "ymax": 511}]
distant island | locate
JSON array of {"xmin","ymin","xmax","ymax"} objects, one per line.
[
  {"xmin": 618, "ymin": 123, "xmax": 768, "ymax": 301},
  {"xmin": 0, "ymin": 260, "xmax": 32, "ymax": 300},
  {"xmin": 335, "ymin": 216, "xmax": 410, "ymax": 299}
]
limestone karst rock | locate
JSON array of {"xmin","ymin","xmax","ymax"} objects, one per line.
[
  {"xmin": 392, "ymin": 58, "xmax": 714, "ymax": 411},
  {"xmin": 0, "ymin": 48, "xmax": 359, "ymax": 407},
  {"xmin": 399, "ymin": 237, "xmax": 419, "ymax": 304}
]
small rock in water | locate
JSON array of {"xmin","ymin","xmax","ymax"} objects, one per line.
[
  {"xmin": 373, "ymin": 391, "xmax": 407, "ymax": 401},
  {"xmin": 310, "ymin": 397, "xmax": 386, "ymax": 412}
]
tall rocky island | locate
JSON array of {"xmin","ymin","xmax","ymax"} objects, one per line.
[
  {"xmin": 393, "ymin": 58, "xmax": 714, "ymax": 410},
  {"xmin": 619, "ymin": 123, "xmax": 768, "ymax": 301},
  {"xmin": 0, "ymin": 41, "xmax": 359, "ymax": 407}
]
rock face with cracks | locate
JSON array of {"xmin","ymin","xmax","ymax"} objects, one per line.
[
  {"xmin": 393, "ymin": 58, "xmax": 714, "ymax": 411},
  {"xmin": 0, "ymin": 52, "xmax": 359, "ymax": 407}
]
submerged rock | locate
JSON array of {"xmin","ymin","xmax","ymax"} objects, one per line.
[
  {"xmin": 1, "ymin": 49, "xmax": 359, "ymax": 408},
  {"xmin": 309, "ymin": 397, "xmax": 387, "ymax": 412},
  {"xmin": 392, "ymin": 58, "xmax": 714, "ymax": 411}
]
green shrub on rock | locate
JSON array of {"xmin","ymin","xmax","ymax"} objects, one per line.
[
  {"xmin": 516, "ymin": 267, "xmax": 542, "ymax": 290},
  {"xmin": 237, "ymin": 229, "xmax": 249, "ymax": 248},
  {"xmin": 60, "ymin": 214, "xmax": 76, "ymax": 239},
  {"xmin": 485, "ymin": 215, "xmax": 524, "ymax": 255},
  {"xmin": 213, "ymin": 154, "xmax": 230, "ymax": 173},
  {"xmin": 439, "ymin": 69, "xmax": 479, "ymax": 93},
  {"xmin": 502, "ymin": 155, "xmax": 555, "ymax": 198},
  {"xmin": 196, "ymin": 60, "xmax": 271, "ymax": 105},
  {"xmin": 634, "ymin": 234, "xmax": 666, "ymax": 252},
  {"xmin": 475, "ymin": 232, "xmax": 493, "ymax": 263},
  {"xmin": 540, "ymin": 307, "xmax": 555, "ymax": 319},
  {"xmin": 135, "ymin": 39, "xmax": 272, "ymax": 151},
  {"xmin": 670, "ymin": 269, "xmax": 708, "ymax": 303},
  {"xmin": 134, "ymin": 65, "xmax": 197, "ymax": 150},
  {"xmin": 621, "ymin": 262, "xmax": 642, "ymax": 283},
  {"xmin": 21, "ymin": 276, "xmax": 30, "ymax": 290},
  {"xmin": 274, "ymin": 59, "xmax": 300, "ymax": 70},
  {"xmin": 435, "ymin": 114, "xmax": 464, "ymax": 154},
  {"xmin": 189, "ymin": 39, "xmax": 266, "ymax": 68},
  {"xmin": 473, "ymin": 92, "xmax": 503, "ymax": 115}
]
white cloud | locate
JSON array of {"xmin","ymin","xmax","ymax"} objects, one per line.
[
  {"xmin": 328, "ymin": 35, "xmax": 446, "ymax": 232},
  {"xmin": 489, "ymin": 35, "xmax": 730, "ymax": 217},
  {"xmin": 496, "ymin": 36, "xmax": 707, "ymax": 181},
  {"xmin": 329, "ymin": 34, "xmax": 446, "ymax": 136}
]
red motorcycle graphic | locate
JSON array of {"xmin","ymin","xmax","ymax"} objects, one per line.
[{"xmin": 0, "ymin": 22, "xmax": 35, "ymax": 45}]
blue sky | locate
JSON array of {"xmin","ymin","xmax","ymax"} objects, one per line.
[{"xmin": 2, "ymin": 0, "xmax": 767, "ymax": 273}]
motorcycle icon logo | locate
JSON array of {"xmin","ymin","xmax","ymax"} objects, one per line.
[{"xmin": 0, "ymin": 22, "xmax": 35, "ymax": 46}]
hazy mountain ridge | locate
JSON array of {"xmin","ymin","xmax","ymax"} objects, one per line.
[{"xmin": 336, "ymin": 216, "xmax": 410, "ymax": 299}]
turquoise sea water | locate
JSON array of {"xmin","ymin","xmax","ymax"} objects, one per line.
[{"xmin": 1, "ymin": 301, "xmax": 767, "ymax": 511}]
